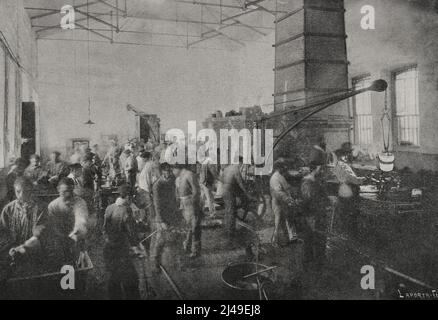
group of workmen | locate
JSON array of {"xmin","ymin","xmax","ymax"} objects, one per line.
[{"xmin": 0, "ymin": 136, "xmax": 365, "ymax": 299}]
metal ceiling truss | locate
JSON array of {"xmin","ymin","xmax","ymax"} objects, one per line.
[
  {"xmin": 27, "ymin": 0, "xmax": 280, "ymax": 47},
  {"xmin": 186, "ymin": 1, "xmax": 272, "ymax": 47},
  {"xmin": 188, "ymin": 23, "xmax": 245, "ymax": 48},
  {"xmin": 35, "ymin": 13, "xmax": 107, "ymax": 34},
  {"xmin": 74, "ymin": 21, "xmax": 113, "ymax": 41}
]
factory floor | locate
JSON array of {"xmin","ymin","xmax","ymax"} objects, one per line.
[
  {"xmin": 77, "ymin": 188, "xmax": 438, "ymax": 300},
  {"xmin": 82, "ymin": 215, "xmax": 381, "ymax": 300}
]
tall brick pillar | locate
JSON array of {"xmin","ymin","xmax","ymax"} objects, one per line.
[{"xmin": 271, "ymin": 0, "xmax": 352, "ymax": 160}]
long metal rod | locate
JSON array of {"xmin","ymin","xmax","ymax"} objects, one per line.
[
  {"xmin": 329, "ymin": 234, "xmax": 435, "ymax": 290},
  {"xmin": 97, "ymin": 0, "xmax": 126, "ymax": 14},
  {"xmin": 384, "ymin": 267, "xmax": 434, "ymax": 290},
  {"xmin": 139, "ymin": 230, "xmax": 158, "ymax": 244},
  {"xmin": 253, "ymin": 4, "xmax": 276, "ymax": 16},
  {"xmin": 38, "ymin": 37, "xmax": 230, "ymax": 51},
  {"xmin": 245, "ymin": 0, "xmax": 266, "ymax": 8},
  {"xmin": 175, "ymin": 0, "xmax": 244, "ymax": 9},
  {"xmin": 160, "ymin": 265, "xmax": 184, "ymax": 300},
  {"xmin": 188, "ymin": 24, "xmax": 244, "ymax": 47},
  {"xmin": 111, "ymin": 11, "xmax": 114, "ymax": 42},
  {"xmin": 220, "ymin": 7, "xmax": 261, "ymax": 23},
  {"xmin": 203, "ymin": 24, "xmax": 245, "ymax": 46},
  {"xmin": 75, "ymin": 22, "xmax": 113, "ymax": 41},
  {"xmin": 201, "ymin": 21, "xmax": 239, "ymax": 37},
  {"xmin": 28, "ymin": 1, "xmax": 101, "ymax": 20},
  {"xmin": 26, "ymin": 8, "xmax": 274, "ymax": 30},
  {"xmin": 115, "ymin": 0, "xmax": 120, "ymax": 32},
  {"xmin": 188, "ymin": 32, "xmax": 224, "ymax": 47},
  {"xmin": 271, "ymin": 81, "xmax": 388, "ymax": 149},
  {"xmin": 202, "ymin": 10, "xmax": 267, "ymax": 37},
  {"xmin": 262, "ymin": 88, "xmax": 368, "ymax": 122},
  {"xmin": 33, "ymin": 25, "xmax": 270, "ymax": 43},
  {"xmin": 243, "ymin": 266, "xmax": 278, "ymax": 279},
  {"xmin": 35, "ymin": 13, "xmax": 107, "ymax": 34},
  {"xmin": 76, "ymin": 8, "xmax": 119, "ymax": 30}
]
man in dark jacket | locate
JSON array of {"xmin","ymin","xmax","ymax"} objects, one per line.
[
  {"xmin": 300, "ymin": 166, "xmax": 328, "ymax": 269},
  {"xmin": 103, "ymin": 185, "xmax": 140, "ymax": 300},
  {"xmin": 150, "ymin": 163, "xmax": 182, "ymax": 271}
]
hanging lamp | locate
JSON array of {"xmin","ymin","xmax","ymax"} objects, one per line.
[{"xmin": 84, "ymin": 0, "xmax": 95, "ymax": 127}]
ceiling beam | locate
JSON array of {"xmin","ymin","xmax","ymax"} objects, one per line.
[
  {"xmin": 27, "ymin": 1, "xmax": 101, "ymax": 20},
  {"xmin": 252, "ymin": 4, "xmax": 276, "ymax": 16},
  {"xmin": 220, "ymin": 7, "xmax": 261, "ymax": 23},
  {"xmin": 244, "ymin": 0, "xmax": 266, "ymax": 8},
  {"xmin": 188, "ymin": 24, "xmax": 244, "ymax": 47},
  {"xmin": 175, "ymin": 0, "xmax": 244, "ymax": 9},
  {"xmin": 74, "ymin": 22, "xmax": 113, "ymax": 42},
  {"xmin": 184, "ymin": 4, "xmax": 268, "ymax": 38},
  {"xmin": 201, "ymin": 21, "xmax": 239, "ymax": 37},
  {"xmin": 34, "ymin": 13, "xmax": 107, "ymax": 35},
  {"xmin": 97, "ymin": 0, "xmax": 126, "ymax": 15},
  {"xmin": 75, "ymin": 8, "xmax": 118, "ymax": 30},
  {"xmin": 32, "ymin": 25, "xmax": 271, "ymax": 44},
  {"xmin": 26, "ymin": 7, "xmax": 273, "ymax": 30}
]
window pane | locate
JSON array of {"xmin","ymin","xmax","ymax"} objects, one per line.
[
  {"xmin": 353, "ymin": 77, "xmax": 373, "ymax": 147},
  {"xmin": 395, "ymin": 67, "xmax": 419, "ymax": 145},
  {"xmin": 395, "ymin": 80, "xmax": 405, "ymax": 115}
]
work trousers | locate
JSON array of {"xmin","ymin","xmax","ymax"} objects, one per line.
[
  {"xmin": 136, "ymin": 189, "xmax": 155, "ymax": 226},
  {"xmin": 337, "ymin": 196, "xmax": 360, "ymax": 238},
  {"xmin": 103, "ymin": 245, "xmax": 140, "ymax": 300},
  {"xmin": 180, "ymin": 196, "xmax": 202, "ymax": 255},
  {"xmin": 150, "ymin": 226, "xmax": 183, "ymax": 268},
  {"xmin": 223, "ymin": 188, "xmax": 250, "ymax": 234},
  {"xmin": 201, "ymin": 183, "xmax": 215, "ymax": 214},
  {"xmin": 300, "ymin": 216, "xmax": 327, "ymax": 269},
  {"xmin": 223, "ymin": 189, "xmax": 237, "ymax": 235},
  {"xmin": 271, "ymin": 198, "xmax": 298, "ymax": 245}
]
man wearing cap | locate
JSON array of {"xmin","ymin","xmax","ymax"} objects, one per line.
[
  {"xmin": 309, "ymin": 137, "xmax": 328, "ymax": 170},
  {"xmin": 221, "ymin": 157, "xmax": 256, "ymax": 236},
  {"xmin": 103, "ymin": 185, "xmax": 140, "ymax": 300},
  {"xmin": 270, "ymin": 160, "xmax": 300, "ymax": 247},
  {"xmin": 46, "ymin": 151, "xmax": 69, "ymax": 188},
  {"xmin": 24, "ymin": 154, "xmax": 47, "ymax": 186}
]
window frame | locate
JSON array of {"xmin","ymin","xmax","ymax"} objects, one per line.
[
  {"xmin": 352, "ymin": 74, "xmax": 373, "ymax": 149},
  {"xmin": 392, "ymin": 65, "xmax": 420, "ymax": 147}
]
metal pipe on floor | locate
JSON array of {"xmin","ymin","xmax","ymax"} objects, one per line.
[
  {"xmin": 243, "ymin": 266, "xmax": 278, "ymax": 279},
  {"xmin": 160, "ymin": 265, "xmax": 185, "ymax": 300}
]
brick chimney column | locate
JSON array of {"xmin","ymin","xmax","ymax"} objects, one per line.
[{"xmin": 272, "ymin": 0, "xmax": 352, "ymax": 158}]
